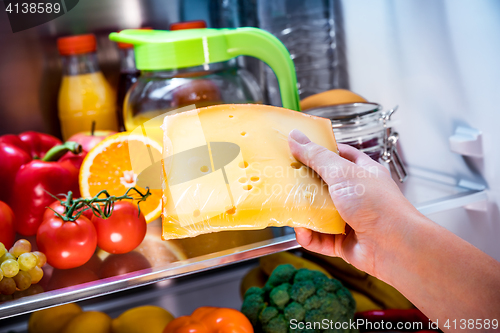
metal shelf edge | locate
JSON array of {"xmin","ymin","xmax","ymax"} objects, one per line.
[{"xmin": 0, "ymin": 234, "xmax": 299, "ymax": 320}]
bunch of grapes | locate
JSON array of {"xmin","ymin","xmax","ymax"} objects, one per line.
[{"xmin": 0, "ymin": 240, "xmax": 46, "ymax": 297}]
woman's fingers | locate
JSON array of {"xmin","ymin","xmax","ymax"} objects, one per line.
[
  {"xmin": 294, "ymin": 227, "xmax": 337, "ymax": 257},
  {"xmin": 289, "ymin": 130, "xmax": 389, "ymax": 185},
  {"xmin": 337, "ymin": 143, "xmax": 388, "ymax": 175},
  {"xmin": 288, "ymin": 129, "xmax": 353, "ymax": 186}
]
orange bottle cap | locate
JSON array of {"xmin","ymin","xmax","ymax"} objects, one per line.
[
  {"xmin": 170, "ymin": 20, "xmax": 207, "ymax": 31},
  {"xmin": 58, "ymin": 34, "xmax": 96, "ymax": 55}
]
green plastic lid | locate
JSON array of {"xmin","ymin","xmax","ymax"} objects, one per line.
[{"xmin": 110, "ymin": 27, "xmax": 300, "ymax": 111}]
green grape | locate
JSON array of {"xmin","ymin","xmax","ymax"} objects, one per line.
[
  {"xmin": 9, "ymin": 239, "xmax": 31, "ymax": 258},
  {"xmin": 32, "ymin": 251, "xmax": 47, "ymax": 267},
  {"xmin": 13, "ymin": 271, "xmax": 31, "ymax": 291},
  {"xmin": 12, "ymin": 289, "xmax": 25, "ymax": 299},
  {"xmin": 18, "ymin": 253, "xmax": 37, "ymax": 271},
  {"xmin": 0, "ymin": 267, "xmax": 3, "ymax": 281},
  {"xmin": 0, "ymin": 277, "xmax": 16, "ymax": 295},
  {"xmin": 28, "ymin": 266, "xmax": 44, "ymax": 284},
  {"xmin": 0, "ymin": 252, "xmax": 15, "ymax": 263},
  {"xmin": 23, "ymin": 284, "xmax": 44, "ymax": 296},
  {"xmin": 1, "ymin": 259, "xmax": 19, "ymax": 278},
  {"xmin": 0, "ymin": 243, "xmax": 7, "ymax": 258}
]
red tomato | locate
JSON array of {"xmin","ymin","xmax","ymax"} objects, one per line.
[
  {"xmin": 91, "ymin": 201, "xmax": 147, "ymax": 254},
  {"xmin": 0, "ymin": 201, "xmax": 15, "ymax": 249},
  {"xmin": 43, "ymin": 200, "xmax": 94, "ymax": 222},
  {"xmin": 80, "ymin": 252, "xmax": 103, "ymax": 275},
  {"xmin": 36, "ymin": 215, "xmax": 97, "ymax": 269},
  {"xmin": 99, "ymin": 252, "xmax": 151, "ymax": 279},
  {"xmin": 47, "ymin": 266, "xmax": 99, "ymax": 290}
]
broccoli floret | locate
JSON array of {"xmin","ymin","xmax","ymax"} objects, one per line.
[
  {"xmin": 241, "ymin": 287, "xmax": 267, "ymax": 327},
  {"xmin": 303, "ymin": 295, "xmax": 321, "ymax": 311},
  {"xmin": 317, "ymin": 288, "xmax": 328, "ymax": 297},
  {"xmin": 290, "ymin": 280, "xmax": 316, "ymax": 303},
  {"xmin": 260, "ymin": 306, "xmax": 279, "ymax": 324},
  {"xmin": 320, "ymin": 278, "xmax": 343, "ymax": 293},
  {"xmin": 335, "ymin": 288, "xmax": 356, "ymax": 317},
  {"xmin": 284, "ymin": 302, "xmax": 305, "ymax": 322},
  {"xmin": 304, "ymin": 308, "xmax": 324, "ymax": 323},
  {"xmin": 264, "ymin": 314, "xmax": 288, "ymax": 333},
  {"xmin": 270, "ymin": 283, "xmax": 291, "ymax": 309},
  {"xmin": 241, "ymin": 264, "xmax": 357, "ymax": 333},
  {"xmin": 265, "ymin": 264, "xmax": 296, "ymax": 289},
  {"xmin": 245, "ymin": 286, "xmax": 266, "ymax": 297},
  {"xmin": 294, "ymin": 268, "xmax": 325, "ymax": 283},
  {"xmin": 319, "ymin": 293, "xmax": 344, "ymax": 322}
]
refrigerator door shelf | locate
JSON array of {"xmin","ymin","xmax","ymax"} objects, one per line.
[
  {"xmin": 0, "ymin": 168, "xmax": 487, "ymax": 321},
  {"xmin": 449, "ymin": 126, "xmax": 483, "ymax": 158},
  {"xmin": 400, "ymin": 167, "xmax": 487, "ymax": 216}
]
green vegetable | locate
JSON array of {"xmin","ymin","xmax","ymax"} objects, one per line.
[{"xmin": 241, "ymin": 264, "xmax": 356, "ymax": 333}]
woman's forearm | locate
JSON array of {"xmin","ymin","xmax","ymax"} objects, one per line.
[{"xmin": 375, "ymin": 212, "xmax": 500, "ymax": 332}]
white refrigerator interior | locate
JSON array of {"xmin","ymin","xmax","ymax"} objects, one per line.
[{"xmin": 342, "ymin": 0, "xmax": 500, "ymax": 260}]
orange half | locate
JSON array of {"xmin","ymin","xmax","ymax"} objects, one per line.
[{"xmin": 79, "ymin": 132, "xmax": 163, "ymax": 223}]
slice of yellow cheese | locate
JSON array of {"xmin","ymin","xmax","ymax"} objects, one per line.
[{"xmin": 161, "ymin": 104, "xmax": 345, "ymax": 239}]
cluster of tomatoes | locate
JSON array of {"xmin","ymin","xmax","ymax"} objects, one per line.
[{"xmin": 38, "ymin": 201, "xmax": 147, "ymax": 269}]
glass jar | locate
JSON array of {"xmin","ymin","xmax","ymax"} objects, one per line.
[
  {"xmin": 123, "ymin": 59, "xmax": 263, "ymax": 131},
  {"xmin": 304, "ymin": 102, "xmax": 407, "ymax": 182}
]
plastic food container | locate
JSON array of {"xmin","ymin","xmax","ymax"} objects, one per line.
[{"xmin": 304, "ymin": 102, "xmax": 407, "ymax": 182}]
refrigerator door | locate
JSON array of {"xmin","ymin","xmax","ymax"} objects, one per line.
[{"xmin": 342, "ymin": 0, "xmax": 500, "ymax": 260}]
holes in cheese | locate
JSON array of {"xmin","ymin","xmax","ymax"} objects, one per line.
[
  {"xmin": 225, "ymin": 206, "xmax": 236, "ymax": 214},
  {"xmin": 161, "ymin": 104, "xmax": 345, "ymax": 239}
]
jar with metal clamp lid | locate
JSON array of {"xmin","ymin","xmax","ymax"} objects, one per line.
[{"xmin": 303, "ymin": 102, "xmax": 407, "ymax": 182}]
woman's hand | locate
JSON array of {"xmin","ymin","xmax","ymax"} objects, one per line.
[
  {"xmin": 288, "ymin": 129, "xmax": 420, "ymax": 278},
  {"xmin": 289, "ymin": 129, "xmax": 500, "ymax": 329}
]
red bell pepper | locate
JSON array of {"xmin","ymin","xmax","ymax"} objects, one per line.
[
  {"xmin": 0, "ymin": 131, "xmax": 62, "ymax": 159},
  {"xmin": 10, "ymin": 141, "xmax": 84, "ymax": 236},
  {"xmin": 355, "ymin": 309, "xmax": 438, "ymax": 332},
  {"xmin": 0, "ymin": 200, "xmax": 15, "ymax": 249},
  {"xmin": 0, "ymin": 132, "xmax": 61, "ymax": 203},
  {"xmin": 164, "ymin": 307, "xmax": 254, "ymax": 333}
]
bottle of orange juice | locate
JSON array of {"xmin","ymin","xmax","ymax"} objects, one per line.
[{"xmin": 57, "ymin": 34, "xmax": 118, "ymax": 140}]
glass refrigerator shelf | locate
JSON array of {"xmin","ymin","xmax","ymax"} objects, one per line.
[{"xmin": 0, "ymin": 167, "xmax": 487, "ymax": 320}]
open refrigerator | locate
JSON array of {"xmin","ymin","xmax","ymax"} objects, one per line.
[{"xmin": 0, "ymin": 0, "xmax": 498, "ymax": 331}]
